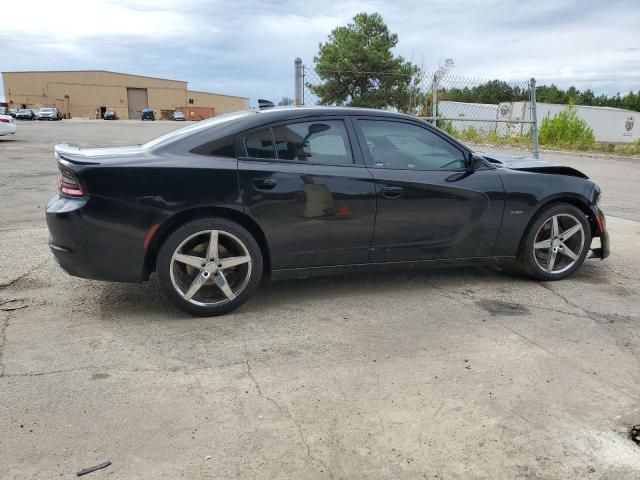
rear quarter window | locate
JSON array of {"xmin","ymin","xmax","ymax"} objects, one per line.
[{"xmin": 190, "ymin": 135, "xmax": 236, "ymax": 158}]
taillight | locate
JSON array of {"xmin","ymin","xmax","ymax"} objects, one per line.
[
  {"xmin": 0, "ymin": 118, "xmax": 10, "ymax": 123},
  {"xmin": 57, "ymin": 169, "xmax": 85, "ymax": 197}
]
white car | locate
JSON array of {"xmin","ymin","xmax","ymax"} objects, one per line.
[{"xmin": 0, "ymin": 114, "xmax": 17, "ymax": 136}]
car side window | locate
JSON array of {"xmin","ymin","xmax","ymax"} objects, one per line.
[
  {"xmin": 190, "ymin": 135, "xmax": 236, "ymax": 158},
  {"xmin": 244, "ymin": 128, "xmax": 276, "ymax": 159},
  {"xmin": 358, "ymin": 120, "xmax": 466, "ymax": 170},
  {"xmin": 272, "ymin": 120, "xmax": 353, "ymax": 165}
]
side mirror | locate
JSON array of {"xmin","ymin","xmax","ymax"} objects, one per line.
[
  {"xmin": 307, "ymin": 123, "xmax": 330, "ymax": 136},
  {"xmin": 468, "ymin": 153, "xmax": 485, "ymax": 172}
]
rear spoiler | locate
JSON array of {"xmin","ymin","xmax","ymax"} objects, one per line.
[{"xmin": 55, "ymin": 144, "xmax": 99, "ymax": 165}]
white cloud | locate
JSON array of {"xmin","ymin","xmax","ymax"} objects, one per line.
[
  {"xmin": 1, "ymin": 0, "xmax": 638, "ymax": 101},
  {"xmin": 6, "ymin": 0, "xmax": 194, "ymax": 38}
]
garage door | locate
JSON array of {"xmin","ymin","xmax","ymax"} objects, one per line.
[{"xmin": 127, "ymin": 88, "xmax": 148, "ymax": 119}]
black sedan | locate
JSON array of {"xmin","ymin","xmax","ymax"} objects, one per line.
[
  {"xmin": 141, "ymin": 109, "xmax": 155, "ymax": 121},
  {"xmin": 16, "ymin": 109, "xmax": 37, "ymax": 120},
  {"xmin": 46, "ymin": 107, "xmax": 609, "ymax": 316}
]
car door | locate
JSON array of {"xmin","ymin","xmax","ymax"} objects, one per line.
[
  {"xmin": 237, "ymin": 117, "xmax": 377, "ymax": 270},
  {"xmin": 352, "ymin": 117, "xmax": 504, "ymax": 263}
]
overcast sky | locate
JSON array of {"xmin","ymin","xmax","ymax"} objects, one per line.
[{"xmin": 1, "ymin": 0, "xmax": 638, "ymax": 104}]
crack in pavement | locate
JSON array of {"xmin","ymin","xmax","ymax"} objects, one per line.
[
  {"xmin": 0, "ymin": 259, "xmax": 49, "ymax": 290},
  {"xmin": 538, "ymin": 282, "xmax": 639, "ymax": 324},
  {"xmin": 426, "ymin": 281, "xmax": 589, "ymax": 319},
  {"xmin": 243, "ymin": 337, "xmax": 335, "ymax": 480},
  {"xmin": 429, "ymin": 279, "xmax": 640, "ymax": 400},
  {"xmin": 538, "ymin": 282, "xmax": 596, "ymax": 319},
  {"xmin": 497, "ymin": 318, "xmax": 638, "ymax": 401},
  {"xmin": 0, "ymin": 362, "xmax": 247, "ymax": 380},
  {"xmin": 0, "ymin": 312, "xmax": 9, "ymax": 378},
  {"xmin": 1, "ymin": 364, "xmax": 108, "ymax": 379}
]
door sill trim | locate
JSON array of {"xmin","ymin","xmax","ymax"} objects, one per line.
[{"xmin": 270, "ymin": 256, "xmax": 515, "ymax": 281}]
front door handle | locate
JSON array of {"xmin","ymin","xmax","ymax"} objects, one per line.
[
  {"xmin": 382, "ymin": 185, "xmax": 403, "ymax": 198},
  {"xmin": 253, "ymin": 178, "xmax": 277, "ymax": 190}
]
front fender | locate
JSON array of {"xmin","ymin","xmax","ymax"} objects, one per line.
[{"xmin": 492, "ymin": 169, "xmax": 595, "ymax": 257}]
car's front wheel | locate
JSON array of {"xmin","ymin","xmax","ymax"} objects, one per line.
[
  {"xmin": 157, "ymin": 217, "xmax": 263, "ymax": 316},
  {"xmin": 518, "ymin": 203, "xmax": 591, "ymax": 281}
]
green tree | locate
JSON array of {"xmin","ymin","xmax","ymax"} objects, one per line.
[
  {"xmin": 278, "ymin": 97, "xmax": 295, "ymax": 106},
  {"xmin": 539, "ymin": 104, "xmax": 595, "ymax": 150},
  {"xmin": 308, "ymin": 12, "xmax": 421, "ymax": 112},
  {"xmin": 444, "ymin": 80, "xmax": 527, "ymax": 104}
]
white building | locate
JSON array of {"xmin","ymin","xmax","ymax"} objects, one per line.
[
  {"xmin": 499, "ymin": 102, "xmax": 638, "ymax": 144},
  {"xmin": 437, "ymin": 101, "xmax": 499, "ymax": 134}
]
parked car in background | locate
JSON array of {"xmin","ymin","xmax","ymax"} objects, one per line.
[
  {"xmin": 0, "ymin": 114, "xmax": 17, "ymax": 136},
  {"xmin": 171, "ymin": 111, "xmax": 186, "ymax": 121},
  {"xmin": 16, "ymin": 109, "xmax": 36, "ymax": 120},
  {"xmin": 141, "ymin": 109, "xmax": 155, "ymax": 121},
  {"xmin": 37, "ymin": 107, "xmax": 62, "ymax": 121},
  {"xmin": 103, "ymin": 110, "xmax": 118, "ymax": 120},
  {"xmin": 46, "ymin": 107, "xmax": 609, "ymax": 317},
  {"xmin": 9, "ymin": 109, "xmax": 17, "ymax": 118}
]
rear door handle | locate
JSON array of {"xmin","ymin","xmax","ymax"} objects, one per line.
[
  {"xmin": 382, "ymin": 185, "xmax": 403, "ymax": 198},
  {"xmin": 253, "ymin": 178, "xmax": 277, "ymax": 190}
]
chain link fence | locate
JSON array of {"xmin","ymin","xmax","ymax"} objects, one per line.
[{"xmin": 294, "ymin": 58, "xmax": 539, "ymax": 158}]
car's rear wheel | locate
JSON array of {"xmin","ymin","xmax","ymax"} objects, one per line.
[
  {"xmin": 518, "ymin": 203, "xmax": 591, "ymax": 281},
  {"xmin": 157, "ymin": 217, "xmax": 263, "ymax": 316}
]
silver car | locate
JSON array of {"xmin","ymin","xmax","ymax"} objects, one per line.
[{"xmin": 37, "ymin": 107, "xmax": 61, "ymax": 121}]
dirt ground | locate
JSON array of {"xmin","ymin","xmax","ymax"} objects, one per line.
[{"xmin": 1, "ymin": 120, "xmax": 639, "ymax": 479}]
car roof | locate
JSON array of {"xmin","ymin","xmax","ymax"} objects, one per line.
[
  {"xmin": 229, "ymin": 106, "xmax": 431, "ymax": 136},
  {"xmin": 252, "ymin": 105, "xmax": 417, "ymax": 121}
]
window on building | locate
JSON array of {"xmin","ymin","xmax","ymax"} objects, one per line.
[{"xmin": 188, "ymin": 98, "xmax": 194, "ymax": 105}]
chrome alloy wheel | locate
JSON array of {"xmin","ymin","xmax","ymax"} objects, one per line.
[
  {"xmin": 533, "ymin": 213, "xmax": 585, "ymax": 274},
  {"xmin": 169, "ymin": 230, "xmax": 252, "ymax": 306}
]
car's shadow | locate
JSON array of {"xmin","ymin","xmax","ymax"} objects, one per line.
[{"xmin": 96, "ymin": 265, "xmax": 514, "ymax": 320}]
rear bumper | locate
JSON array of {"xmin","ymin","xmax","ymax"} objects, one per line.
[
  {"xmin": 0, "ymin": 124, "xmax": 17, "ymax": 135},
  {"xmin": 46, "ymin": 194, "xmax": 148, "ymax": 282}
]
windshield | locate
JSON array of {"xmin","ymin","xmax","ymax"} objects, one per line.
[
  {"xmin": 40, "ymin": 108, "xmax": 54, "ymax": 113},
  {"xmin": 143, "ymin": 110, "xmax": 256, "ymax": 149},
  {"xmin": 18, "ymin": 110, "xmax": 29, "ymax": 113}
]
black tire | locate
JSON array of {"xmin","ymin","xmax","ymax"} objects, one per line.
[
  {"xmin": 156, "ymin": 217, "xmax": 263, "ymax": 316},
  {"xmin": 517, "ymin": 203, "xmax": 591, "ymax": 281}
]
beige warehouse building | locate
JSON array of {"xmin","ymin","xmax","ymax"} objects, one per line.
[{"xmin": 2, "ymin": 70, "xmax": 249, "ymax": 120}]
